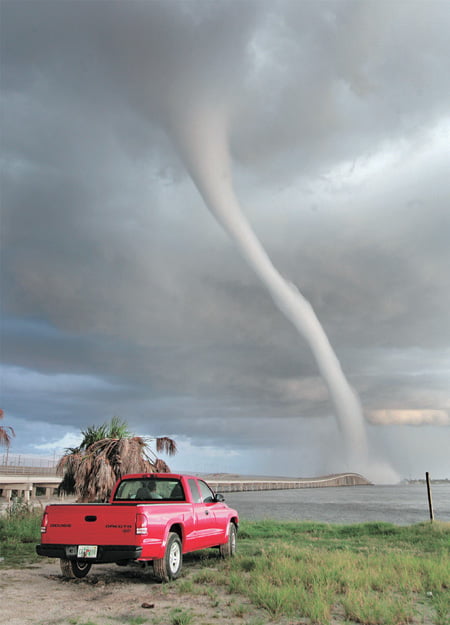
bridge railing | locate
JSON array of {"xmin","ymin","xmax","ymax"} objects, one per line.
[{"xmin": 0, "ymin": 464, "xmax": 58, "ymax": 476}]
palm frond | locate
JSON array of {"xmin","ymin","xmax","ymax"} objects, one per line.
[
  {"xmin": 0, "ymin": 427, "xmax": 14, "ymax": 447},
  {"xmin": 80, "ymin": 424, "xmax": 109, "ymax": 450},
  {"xmin": 57, "ymin": 471, "xmax": 77, "ymax": 496},
  {"xmin": 154, "ymin": 458, "xmax": 171, "ymax": 473},
  {"xmin": 0, "ymin": 410, "xmax": 15, "ymax": 448},
  {"xmin": 107, "ymin": 416, "xmax": 132, "ymax": 439},
  {"xmin": 156, "ymin": 436, "xmax": 177, "ymax": 456}
]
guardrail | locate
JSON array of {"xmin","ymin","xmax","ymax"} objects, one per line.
[{"xmin": 0, "ymin": 465, "xmax": 57, "ymax": 476}]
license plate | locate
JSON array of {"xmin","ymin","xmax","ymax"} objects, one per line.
[{"xmin": 77, "ymin": 545, "xmax": 98, "ymax": 558}]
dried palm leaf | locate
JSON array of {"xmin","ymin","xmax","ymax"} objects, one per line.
[
  {"xmin": 154, "ymin": 458, "xmax": 171, "ymax": 473},
  {"xmin": 156, "ymin": 437, "xmax": 177, "ymax": 456}
]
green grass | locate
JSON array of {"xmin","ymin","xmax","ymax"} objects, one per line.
[
  {"xmin": 0, "ymin": 501, "xmax": 43, "ymax": 566},
  {"xmin": 194, "ymin": 520, "xmax": 450, "ymax": 625},
  {"xmin": 168, "ymin": 608, "xmax": 194, "ymax": 625}
]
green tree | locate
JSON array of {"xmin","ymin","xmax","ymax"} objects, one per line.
[
  {"xmin": 57, "ymin": 417, "xmax": 177, "ymax": 502},
  {"xmin": 0, "ymin": 409, "xmax": 15, "ymax": 448}
]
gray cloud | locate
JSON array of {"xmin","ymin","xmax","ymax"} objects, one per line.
[{"xmin": 1, "ymin": 0, "xmax": 449, "ymax": 479}]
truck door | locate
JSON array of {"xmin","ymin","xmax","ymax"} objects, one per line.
[{"xmin": 187, "ymin": 478, "xmax": 221, "ymax": 549}]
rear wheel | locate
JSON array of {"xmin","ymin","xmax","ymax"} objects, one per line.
[
  {"xmin": 153, "ymin": 532, "xmax": 182, "ymax": 582},
  {"xmin": 60, "ymin": 558, "xmax": 92, "ymax": 578},
  {"xmin": 219, "ymin": 523, "xmax": 237, "ymax": 558}
]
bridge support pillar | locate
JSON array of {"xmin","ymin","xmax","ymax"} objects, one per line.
[{"xmin": 2, "ymin": 488, "xmax": 12, "ymax": 501}]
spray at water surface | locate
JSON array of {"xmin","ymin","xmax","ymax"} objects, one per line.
[{"xmin": 168, "ymin": 103, "xmax": 378, "ymax": 476}]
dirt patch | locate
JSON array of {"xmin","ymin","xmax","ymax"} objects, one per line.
[{"xmin": 1, "ymin": 557, "xmax": 277, "ymax": 625}]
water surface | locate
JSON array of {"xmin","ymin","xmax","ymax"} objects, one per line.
[{"xmin": 224, "ymin": 483, "xmax": 450, "ymax": 525}]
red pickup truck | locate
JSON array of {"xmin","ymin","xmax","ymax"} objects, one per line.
[{"xmin": 36, "ymin": 473, "xmax": 238, "ymax": 582}]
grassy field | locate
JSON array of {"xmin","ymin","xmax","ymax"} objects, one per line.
[
  {"xmin": 217, "ymin": 520, "xmax": 450, "ymax": 625},
  {"xmin": 1, "ymin": 503, "xmax": 449, "ymax": 625}
]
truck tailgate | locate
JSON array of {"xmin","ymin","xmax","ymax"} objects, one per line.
[{"xmin": 42, "ymin": 504, "xmax": 139, "ymax": 546}]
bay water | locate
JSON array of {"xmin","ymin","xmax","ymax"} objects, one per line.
[{"xmin": 224, "ymin": 483, "xmax": 450, "ymax": 525}]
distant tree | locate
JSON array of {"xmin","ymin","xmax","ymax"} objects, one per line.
[
  {"xmin": 57, "ymin": 417, "xmax": 177, "ymax": 502},
  {"xmin": 0, "ymin": 409, "xmax": 15, "ymax": 448}
]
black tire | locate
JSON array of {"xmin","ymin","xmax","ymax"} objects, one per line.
[
  {"xmin": 60, "ymin": 558, "xmax": 92, "ymax": 578},
  {"xmin": 219, "ymin": 523, "xmax": 237, "ymax": 558},
  {"xmin": 153, "ymin": 532, "xmax": 182, "ymax": 582}
]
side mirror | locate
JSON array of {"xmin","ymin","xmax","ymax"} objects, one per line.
[{"xmin": 214, "ymin": 493, "xmax": 225, "ymax": 502}]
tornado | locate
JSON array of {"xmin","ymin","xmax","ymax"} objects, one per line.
[{"xmin": 169, "ymin": 103, "xmax": 369, "ymax": 473}]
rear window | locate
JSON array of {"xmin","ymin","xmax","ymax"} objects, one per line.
[{"xmin": 114, "ymin": 477, "xmax": 185, "ymax": 502}]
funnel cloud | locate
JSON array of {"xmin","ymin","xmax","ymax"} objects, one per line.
[{"xmin": 170, "ymin": 104, "xmax": 372, "ymax": 473}]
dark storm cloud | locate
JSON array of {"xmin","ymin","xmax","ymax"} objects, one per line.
[{"xmin": 1, "ymin": 0, "xmax": 449, "ymax": 478}]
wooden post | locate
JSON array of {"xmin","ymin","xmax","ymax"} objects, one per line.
[{"xmin": 425, "ymin": 472, "xmax": 434, "ymax": 521}]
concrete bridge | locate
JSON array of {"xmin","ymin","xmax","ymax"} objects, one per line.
[
  {"xmin": 206, "ymin": 473, "xmax": 372, "ymax": 493},
  {"xmin": 0, "ymin": 465, "xmax": 371, "ymax": 503},
  {"xmin": 0, "ymin": 465, "xmax": 61, "ymax": 502}
]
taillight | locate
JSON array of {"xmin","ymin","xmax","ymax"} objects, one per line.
[
  {"xmin": 40, "ymin": 511, "xmax": 48, "ymax": 534},
  {"xmin": 135, "ymin": 513, "xmax": 148, "ymax": 535}
]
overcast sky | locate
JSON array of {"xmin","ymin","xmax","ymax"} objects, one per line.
[{"xmin": 1, "ymin": 0, "xmax": 449, "ymax": 481}]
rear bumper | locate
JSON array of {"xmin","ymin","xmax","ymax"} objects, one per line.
[{"xmin": 36, "ymin": 544, "xmax": 142, "ymax": 563}]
